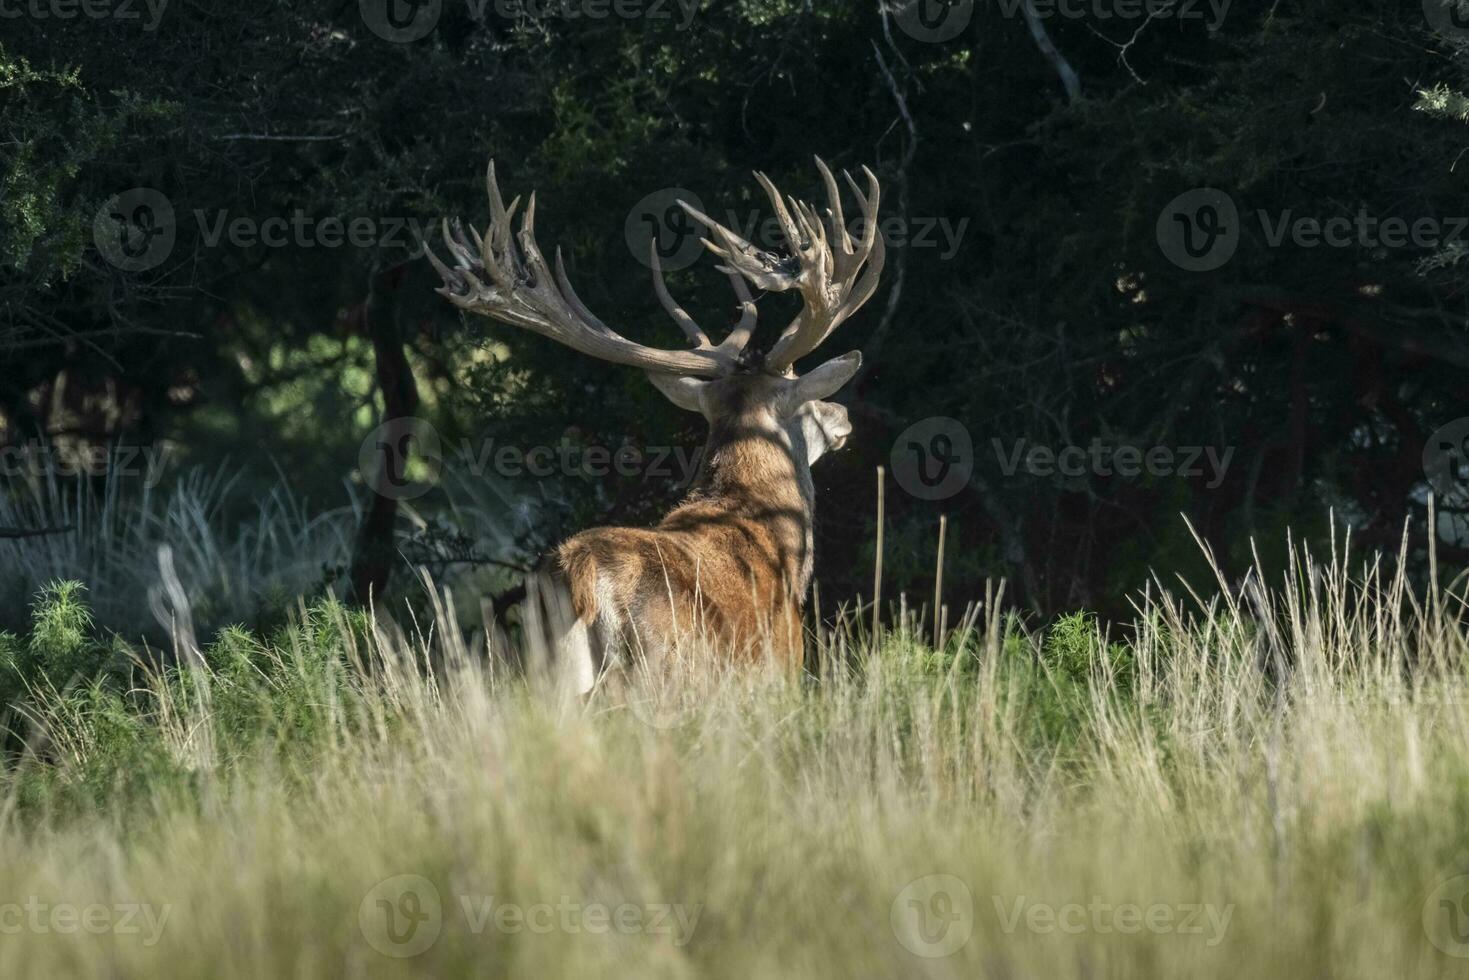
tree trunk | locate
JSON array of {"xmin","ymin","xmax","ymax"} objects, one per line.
[{"xmin": 348, "ymin": 261, "xmax": 418, "ymax": 606}]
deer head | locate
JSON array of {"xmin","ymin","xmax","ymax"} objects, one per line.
[{"xmin": 426, "ymin": 158, "xmax": 883, "ymax": 684}]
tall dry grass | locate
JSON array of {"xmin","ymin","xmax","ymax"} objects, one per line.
[{"xmin": 0, "ymin": 526, "xmax": 1467, "ymax": 978}]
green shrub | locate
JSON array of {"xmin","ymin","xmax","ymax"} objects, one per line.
[
  {"xmin": 1042, "ymin": 610, "xmax": 1136, "ymax": 688},
  {"xmin": 27, "ymin": 581, "xmax": 107, "ymax": 682}
]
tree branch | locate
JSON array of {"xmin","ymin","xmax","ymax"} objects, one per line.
[{"xmin": 1021, "ymin": 0, "xmax": 1082, "ymax": 103}]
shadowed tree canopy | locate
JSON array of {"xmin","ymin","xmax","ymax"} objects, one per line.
[{"xmin": 3, "ymin": 0, "xmax": 1468, "ymax": 621}]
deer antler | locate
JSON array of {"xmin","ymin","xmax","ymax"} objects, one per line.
[
  {"xmin": 426, "ymin": 162, "xmax": 749, "ymax": 377},
  {"xmin": 679, "ymin": 156, "xmax": 884, "ymax": 372}
]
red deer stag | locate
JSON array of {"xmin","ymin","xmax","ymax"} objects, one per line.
[{"xmin": 425, "ymin": 158, "xmax": 883, "ymax": 693}]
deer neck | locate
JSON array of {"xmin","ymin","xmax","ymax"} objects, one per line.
[{"xmin": 687, "ymin": 409, "xmax": 816, "ymax": 598}]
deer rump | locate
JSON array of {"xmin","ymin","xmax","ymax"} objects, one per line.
[{"xmin": 517, "ymin": 531, "xmax": 806, "ymax": 697}]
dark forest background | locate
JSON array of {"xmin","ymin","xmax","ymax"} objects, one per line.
[{"xmin": 4, "ymin": 0, "xmax": 1469, "ymax": 633}]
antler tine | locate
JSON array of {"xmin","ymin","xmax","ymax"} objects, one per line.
[
  {"xmin": 424, "ymin": 160, "xmax": 736, "ymax": 377},
  {"xmin": 814, "ymin": 156, "xmax": 853, "ymax": 258},
  {"xmin": 844, "ymin": 165, "xmax": 882, "ymax": 264},
  {"xmin": 649, "ymin": 240, "xmax": 711, "ymax": 348},
  {"xmin": 553, "ymin": 248, "xmax": 613, "ymax": 336},
  {"xmin": 437, "ymin": 219, "xmax": 487, "ymax": 295},
  {"xmin": 677, "ymin": 200, "xmax": 796, "ymax": 292},
  {"xmin": 753, "ymin": 171, "xmax": 805, "ymax": 254},
  {"xmin": 425, "ymin": 158, "xmax": 881, "ymax": 378},
  {"xmin": 517, "ymin": 193, "xmax": 557, "ymax": 290},
  {"xmin": 724, "ymin": 270, "xmax": 757, "ymax": 354},
  {"xmin": 480, "ymin": 161, "xmax": 520, "ymax": 289},
  {"xmin": 685, "ymin": 159, "xmax": 883, "ymax": 371},
  {"xmin": 424, "ymin": 227, "xmax": 469, "ymax": 295}
]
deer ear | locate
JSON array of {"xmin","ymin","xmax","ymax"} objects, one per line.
[
  {"xmin": 789, "ymin": 351, "xmax": 862, "ymax": 406},
  {"xmin": 646, "ymin": 372, "xmax": 709, "ymax": 414}
]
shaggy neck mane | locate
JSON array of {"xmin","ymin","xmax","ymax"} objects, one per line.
[{"xmin": 673, "ymin": 406, "xmax": 817, "ymax": 597}]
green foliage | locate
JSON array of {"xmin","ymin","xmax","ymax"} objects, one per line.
[
  {"xmin": 26, "ymin": 581, "xmax": 100, "ymax": 678},
  {"xmin": 0, "ymin": 629, "xmax": 22, "ymax": 711},
  {"xmin": 203, "ymin": 624, "xmax": 266, "ymax": 678},
  {"xmin": 0, "ymin": 44, "xmax": 178, "ymax": 278},
  {"xmin": 1415, "ymin": 83, "xmax": 1469, "ymax": 122},
  {"xmin": 0, "ymin": 577, "xmax": 376, "ymax": 787},
  {"xmin": 1, "ymin": 591, "xmax": 378, "ymax": 816},
  {"xmin": 1042, "ymin": 611, "xmax": 1135, "ymax": 689}
]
